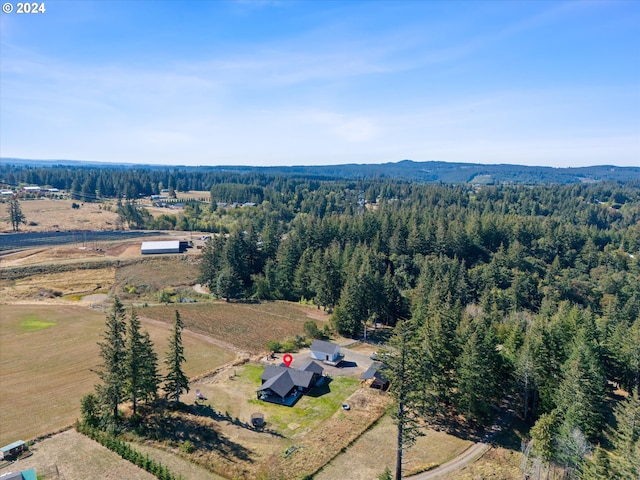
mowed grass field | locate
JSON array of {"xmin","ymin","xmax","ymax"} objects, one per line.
[
  {"xmin": 0, "ymin": 304, "xmax": 235, "ymax": 445},
  {"xmin": 143, "ymin": 301, "xmax": 329, "ymax": 353}
]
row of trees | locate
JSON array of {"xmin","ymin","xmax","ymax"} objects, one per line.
[{"xmin": 81, "ymin": 300, "xmax": 189, "ymax": 431}]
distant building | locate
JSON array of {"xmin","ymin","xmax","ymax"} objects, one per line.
[
  {"xmin": 141, "ymin": 240, "xmax": 181, "ymax": 255},
  {"xmin": 22, "ymin": 186, "xmax": 41, "ymax": 192},
  {"xmin": 0, "ymin": 190, "xmax": 13, "ymax": 196}
]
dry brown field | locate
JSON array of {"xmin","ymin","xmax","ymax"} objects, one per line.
[
  {"xmin": 315, "ymin": 414, "xmax": 474, "ymax": 480},
  {"xmin": 143, "ymin": 301, "xmax": 330, "ymax": 353},
  {"xmin": 1, "ymin": 198, "xmax": 120, "ymax": 233},
  {"xmin": 0, "ymin": 304, "xmax": 235, "ymax": 445},
  {"xmin": 14, "ymin": 429, "xmax": 158, "ymax": 480}
]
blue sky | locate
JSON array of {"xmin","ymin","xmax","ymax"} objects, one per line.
[{"xmin": 1, "ymin": 0, "xmax": 638, "ymax": 167}]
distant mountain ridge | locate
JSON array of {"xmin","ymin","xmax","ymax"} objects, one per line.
[{"xmin": 2, "ymin": 157, "xmax": 639, "ymax": 184}]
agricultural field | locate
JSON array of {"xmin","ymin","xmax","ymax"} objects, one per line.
[
  {"xmin": 143, "ymin": 301, "xmax": 330, "ymax": 353},
  {"xmin": 0, "ymin": 197, "xmax": 120, "ymax": 233},
  {"xmin": 113, "ymin": 255, "xmax": 201, "ymax": 300},
  {"xmin": 0, "ymin": 304, "xmax": 236, "ymax": 445}
]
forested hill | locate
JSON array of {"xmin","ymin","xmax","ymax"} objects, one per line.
[{"xmin": 2, "ymin": 157, "xmax": 639, "ymax": 184}]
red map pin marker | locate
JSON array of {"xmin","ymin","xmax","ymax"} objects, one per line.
[{"xmin": 283, "ymin": 354, "xmax": 293, "ymax": 368}]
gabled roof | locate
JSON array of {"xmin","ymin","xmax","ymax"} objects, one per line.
[
  {"xmin": 361, "ymin": 362, "xmax": 385, "ymax": 380},
  {"xmin": 261, "ymin": 365, "xmax": 288, "ymax": 382},
  {"xmin": 257, "ymin": 371, "xmax": 294, "ymax": 398},
  {"xmin": 310, "ymin": 340, "xmax": 340, "ymax": 355},
  {"xmin": 260, "ymin": 366, "xmax": 316, "ymax": 391},
  {"xmin": 300, "ymin": 360, "xmax": 324, "ymax": 375}
]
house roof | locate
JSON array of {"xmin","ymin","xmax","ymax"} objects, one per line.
[
  {"xmin": 141, "ymin": 240, "xmax": 180, "ymax": 251},
  {"xmin": 259, "ymin": 365, "xmax": 316, "ymax": 396},
  {"xmin": 300, "ymin": 360, "xmax": 324, "ymax": 375},
  {"xmin": 0, "ymin": 469, "xmax": 37, "ymax": 480},
  {"xmin": 257, "ymin": 371, "xmax": 295, "ymax": 398},
  {"xmin": 361, "ymin": 362, "xmax": 386, "ymax": 381},
  {"xmin": 0, "ymin": 440, "xmax": 25, "ymax": 454},
  {"xmin": 310, "ymin": 340, "xmax": 340, "ymax": 356}
]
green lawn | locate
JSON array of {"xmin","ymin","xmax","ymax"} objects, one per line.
[{"xmin": 18, "ymin": 315, "xmax": 56, "ymax": 332}]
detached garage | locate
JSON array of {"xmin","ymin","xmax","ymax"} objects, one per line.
[{"xmin": 141, "ymin": 240, "xmax": 181, "ymax": 255}]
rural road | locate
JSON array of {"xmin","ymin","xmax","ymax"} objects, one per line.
[
  {"xmin": 406, "ymin": 442, "xmax": 490, "ymax": 479},
  {"xmin": 406, "ymin": 411, "xmax": 513, "ymax": 479}
]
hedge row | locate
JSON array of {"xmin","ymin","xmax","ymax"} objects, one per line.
[{"xmin": 76, "ymin": 423, "xmax": 183, "ymax": 480}]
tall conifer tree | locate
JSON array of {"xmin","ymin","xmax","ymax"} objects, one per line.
[
  {"xmin": 164, "ymin": 310, "xmax": 189, "ymax": 404},
  {"xmin": 96, "ymin": 298, "xmax": 127, "ymax": 424}
]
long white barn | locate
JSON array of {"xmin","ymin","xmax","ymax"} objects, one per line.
[{"xmin": 141, "ymin": 240, "xmax": 181, "ymax": 255}]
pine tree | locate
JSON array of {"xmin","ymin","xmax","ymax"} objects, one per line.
[
  {"xmin": 164, "ymin": 310, "xmax": 189, "ymax": 404},
  {"xmin": 7, "ymin": 196, "xmax": 26, "ymax": 232},
  {"xmin": 608, "ymin": 388, "xmax": 640, "ymax": 478},
  {"xmin": 455, "ymin": 319, "xmax": 499, "ymax": 423},
  {"xmin": 382, "ymin": 320, "xmax": 424, "ymax": 480},
  {"xmin": 554, "ymin": 331, "xmax": 607, "ymax": 441},
  {"xmin": 139, "ymin": 331, "xmax": 161, "ymax": 404},
  {"xmin": 125, "ymin": 308, "xmax": 145, "ymax": 416},
  {"xmin": 96, "ymin": 298, "xmax": 127, "ymax": 424}
]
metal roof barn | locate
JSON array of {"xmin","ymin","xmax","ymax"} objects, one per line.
[{"xmin": 141, "ymin": 240, "xmax": 181, "ymax": 255}]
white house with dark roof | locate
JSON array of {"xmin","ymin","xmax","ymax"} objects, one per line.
[{"xmin": 310, "ymin": 339, "xmax": 343, "ymax": 365}]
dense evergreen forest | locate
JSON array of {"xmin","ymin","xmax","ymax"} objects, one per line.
[{"xmin": 3, "ymin": 162, "xmax": 640, "ymax": 476}]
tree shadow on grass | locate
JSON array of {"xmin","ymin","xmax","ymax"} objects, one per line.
[
  {"xmin": 142, "ymin": 410, "xmax": 254, "ymax": 462},
  {"xmin": 188, "ymin": 403, "xmax": 285, "ymax": 438}
]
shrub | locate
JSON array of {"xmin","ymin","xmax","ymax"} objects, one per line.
[
  {"xmin": 266, "ymin": 340, "xmax": 282, "ymax": 353},
  {"xmin": 180, "ymin": 440, "xmax": 195, "ymax": 454}
]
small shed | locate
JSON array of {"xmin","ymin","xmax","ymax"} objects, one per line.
[
  {"xmin": 141, "ymin": 240, "xmax": 181, "ymax": 255},
  {"xmin": 361, "ymin": 362, "xmax": 389, "ymax": 391},
  {"xmin": 0, "ymin": 440, "xmax": 26, "ymax": 460},
  {"xmin": 310, "ymin": 340, "xmax": 342, "ymax": 365}
]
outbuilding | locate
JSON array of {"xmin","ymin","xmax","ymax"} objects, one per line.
[
  {"xmin": 141, "ymin": 240, "xmax": 181, "ymax": 255},
  {"xmin": 310, "ymin": 340, "xmax": 343, "ymax": 365},
  {"xmin": 361, "ymin": 362, "xmax": 390, "ymax": 390},
  {"xmin": 0, "ymin": 440, "xmax": 27, "ymax": 460}
]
